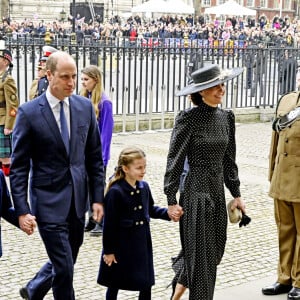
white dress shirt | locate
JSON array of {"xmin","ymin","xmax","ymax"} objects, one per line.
[{"xmin": 46, "ymin": 90, "xmax": 70, "ymax": 137}]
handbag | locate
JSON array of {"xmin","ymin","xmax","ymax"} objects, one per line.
[{"xmin": 227, "ymin": 199, "xmax": 242, "ymax": 223}]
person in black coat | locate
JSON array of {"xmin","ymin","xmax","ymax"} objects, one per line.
[
  {"xmin": 250, "ymin": 42, "xmax": 267, "ymax": 98},
  {"xmin": 279, "ymin": 49, "xmax": 298, "ymax": 95},
  {"xmin": 244, "ymin": 41, "xmax": 257, "ymax": 89},
  {"xmin": 0, "ymin": 169, "xmax": 32, "ymax": 257},
  {"xmin": 165, "ymin": 65, "xmax": 246, "ymax": 300},
  {"xmin": 97, "ymin": 146, "xmax": 182, "ymax": 300}
]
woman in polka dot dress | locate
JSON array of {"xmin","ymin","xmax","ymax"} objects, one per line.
[{"xmin": 164, "ymin": 64, "xmax": 247, "ymax": 300}]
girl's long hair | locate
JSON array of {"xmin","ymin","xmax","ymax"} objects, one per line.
[
  {"xmin": 106, "ymin": 146, "xmax": 146, "ymax": 192},
  {"xmin": 80, "ymin": 65, "xmax": 103, "ymax": 118}
]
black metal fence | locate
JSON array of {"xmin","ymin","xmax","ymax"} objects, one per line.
[{"xmin": 4, "ymin": 35, "xmax": 300, "ymax": 116}]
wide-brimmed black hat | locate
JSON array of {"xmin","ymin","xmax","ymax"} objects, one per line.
[
  {"xmin": 176, "ymin": 64, "xmax": 243, "ymax": 97},
  {"xmin": 0, "ymin": 49, "xmax": 13, "ymax": 67}
]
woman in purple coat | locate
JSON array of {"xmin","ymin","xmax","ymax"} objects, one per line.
[
  {"xmin": 97, "ymin": 147, "xmax": 173, "ymax": 300},
  {"xmin": 80, "ymin": 65, "xmax": 114, "ymax": 235},
  {"xmin": 80, "ymin": 65, "xmax": 114, "ymax": 174}
]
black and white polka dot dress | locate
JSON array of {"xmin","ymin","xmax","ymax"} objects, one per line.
[{"xmin": 164, "ymin": 100, "xmax": 241, "ymax": 300}]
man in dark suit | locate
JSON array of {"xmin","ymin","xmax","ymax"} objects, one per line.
[{"xmin": 10, "ymin": 51, "xmax": 105, "ymax": 300}]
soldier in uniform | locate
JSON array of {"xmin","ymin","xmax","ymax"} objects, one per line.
[
  {"xmin": 262, "ymin": 92, "xmax": 300, "ymax": 299},
  {"xmin": 0, "ymin": 48, "xmax": 18, "ymax": 176},
  {"xmin": 29, "ymin": 46, "xmax": 57, "ymax": 100},
  {"xmin": 28, "ymin": 64, "xmax": 47, "ymax": 100}
]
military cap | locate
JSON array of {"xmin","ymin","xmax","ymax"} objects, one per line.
[
  {"xmin": 39, "ymin": 45, "xmax": 58, "ymax": 63},
  {"xmin": 0, "ymin": 49, "xmax": 13, "ymax": 67}
]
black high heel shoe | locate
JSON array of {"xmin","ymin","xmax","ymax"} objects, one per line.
[{"xmin": 170, "ymin": 279, "xmax": 176, "ymax": 300}]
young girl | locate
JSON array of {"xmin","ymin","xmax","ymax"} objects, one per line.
[{"xmin": 97, "ymin": 146, "xmax": 178, "ymax": 300}]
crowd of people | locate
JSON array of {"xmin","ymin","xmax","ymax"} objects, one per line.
[{"xmin": 1, "ymin": 13, "xmax": 300, "ymax": 49}]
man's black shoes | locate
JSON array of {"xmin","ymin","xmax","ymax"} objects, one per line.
[
  {"xmin": 262, "ymin": 282, "xmax": 292, "ymax": 295},
  {"xmin": 288, "ymin": 287, "xmax": 300, "ymax": 299},
  {"xmin": 84, "ymin": 216, "xmax": 96, "ymax": 232},
  {"xmin": 19, "ymin": 287, "xmax": 29, "ymax": 299},
  {"xmin": 90, "ymin": 223, "xmax": 103, "ymax": 236}
]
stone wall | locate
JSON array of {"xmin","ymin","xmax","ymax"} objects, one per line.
[
  {"xmin": 4, "ymin": 0, "xmax": 140, "ymax": 23},
  {"xmin": 8, "ymin": 0, "xmax": 70, "ymax": 22},
  {"xmin": 1, "ymin": 0, "xmax": 9, "ymax": 20},
  {"xmin": 1, "ymin": 0, "xmax": 297, "ymax": 24}
]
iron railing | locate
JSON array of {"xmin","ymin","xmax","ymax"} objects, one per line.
[{"xmin": 4, "ymin": 35, "xmax": 299, "ymax": 117}]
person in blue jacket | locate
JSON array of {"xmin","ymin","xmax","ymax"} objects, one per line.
[{"xmin": 97, "ymin": 146, "xmax": 182, "ymax": 300}]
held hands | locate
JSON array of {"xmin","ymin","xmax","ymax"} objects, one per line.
[
  {"xmin": 103, "ymin": 254, "xmax": 117, "ymax": 267},
  {"xmin": 92, "ymin": 203, "xmax": 104, "ymax": 223},
  {"xmin": 19, "ymin": 214, "xmax": 37, "ymax": 235},
  {"xmin": 168, "ymin": 204, "xmax": 184, "ymax": 222}
]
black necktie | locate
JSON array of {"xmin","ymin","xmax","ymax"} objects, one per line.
[{"xmin": 59, "ymin": 101, "xmax": 69, "ymax": 154}]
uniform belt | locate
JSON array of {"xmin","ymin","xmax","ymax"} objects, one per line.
[{"xmin": 273, "ymin": 107, "xmax": 300, "ymax": 132}]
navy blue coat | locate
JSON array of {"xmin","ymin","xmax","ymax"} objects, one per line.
[
  {"xmin": 10, "ymin": 94, "xmax": 104, "ymax": 223},
  {"xmin": 0, "ymin": 170, "xmax": 18, "ymax": 257},
  {"xmin": 37, "ymin": 76, "xmax": 48, "ymax": 97},
  {"xmin": 98, "ymin": 179, "xmax": 170, "ymax": 291}
]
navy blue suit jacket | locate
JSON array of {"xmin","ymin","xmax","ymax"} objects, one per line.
[
  {"xmin": 0, "ymin": 170, "xmax": 19, "ymax": 257},
  {"xmin": 10, "ymin": 94, "xmax": 104, "ymax": 223}
]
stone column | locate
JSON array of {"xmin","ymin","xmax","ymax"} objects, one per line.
[{"xmin": 0, "ymin": 0, "xmax": 9, "ymax": 21}]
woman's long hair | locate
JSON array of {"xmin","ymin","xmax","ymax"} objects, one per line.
[
  {"xmin": 80, "ymin": 65, "xmax": 104, "ymax": 118},
  {"xmin": 106, "ymin": 146, "xmax": 146, "ymax": 192}
]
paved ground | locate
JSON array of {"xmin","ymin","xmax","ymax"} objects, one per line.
[{"xmin": 0, "ymin": 122, "xmax": 282, "ymax": 299}]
